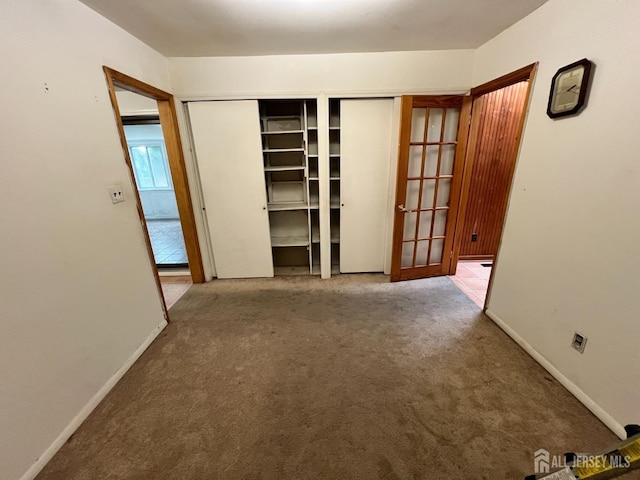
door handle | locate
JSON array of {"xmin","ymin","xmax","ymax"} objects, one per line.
[{"xmin": 397, "ymin": 204, "xmax": 415, "ymax": 213}]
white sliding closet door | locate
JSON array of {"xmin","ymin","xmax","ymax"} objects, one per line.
[
  {"xmin": 340, "ymin": 99, "xmax": 394, "ymax": 273},
  {"xmin": 188, "ymin": 101, "xmax": 274, "ymax": 279}
]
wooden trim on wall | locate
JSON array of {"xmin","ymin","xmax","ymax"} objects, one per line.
[
  {"xmin": 102, "ymin": 67, "xmax": 206, "ymax": 322},
  {"xmin": 104, "ymin": 68, "xmax": 169, "ymax": 99},
  {"xmin": 470, "ymin": 63, "xmax": 537, "ymax": 97},
  {"xmin": 103, "ymin": 69, "xmax": 169, "ymax": 322},
  {"xmin": 157, "ymin": 98, "xmax": 205, "ymax": 282},
  {"xmin": 412, "ymin": 95, "xmax": 464, "ymax": 108}
]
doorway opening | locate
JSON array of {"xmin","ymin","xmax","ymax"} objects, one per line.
[
  {"xmin": 451, "ymin": 64, "xmax": 537, "ymax": 308},
  {"xmin": 120, "ymin": 110, "xmax": 189, "ymax": 270},
  {"xmin": 103, "ymin": 67, "xmax": 205, "ymax": 315}
]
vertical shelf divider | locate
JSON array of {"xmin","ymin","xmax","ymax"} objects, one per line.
[
  {"xmin": 303, "ymin": 100, "xmax": 313, "ymax": 274},
  {"xmin": 317, "ymin": 95, "xmax": 331, "ymax": 279}
]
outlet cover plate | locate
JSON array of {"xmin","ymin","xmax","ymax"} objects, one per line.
[
  {"xmin": 572, "ymin": 332, "xmax": 587, "ymax": 353},
  {"xmin": 108, "ymin": 185, "xmax": 124, "ymax": 204}
]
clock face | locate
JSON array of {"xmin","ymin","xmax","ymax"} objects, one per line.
[
  {"xmin": 547, "ymin": 58, "xmax": 592, "ymax": 118},
  {"xmin": 551, "ymin": 66, "xmax": 585, "ymax": 113}
]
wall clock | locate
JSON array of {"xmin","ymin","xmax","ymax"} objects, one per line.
[{"xmin": 546, "ymin": 58, "xmax": 593, "ymax": 119}]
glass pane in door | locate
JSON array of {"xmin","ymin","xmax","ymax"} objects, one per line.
[{"xmin": 399, "ymin": 104, "xmax": 461, "ymax": 269}]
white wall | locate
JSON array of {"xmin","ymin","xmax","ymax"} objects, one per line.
[
  {"xmin": 169, "ymin": 50, "xmax": 476, "ymax": 280},
  {"xmin": 168, "ymin": 49, "xmax": 475, "ymax": 98},
  {"xmin": 474, "ymin": 0, "xmax": 640, "ymax": 437},
  {"xmin": 0, "ymin": 2, "xmax": 170, "ymax": 479},
  {"xmin": 116, "ymin": 90, "xmax": 159, "ymax": 116}
]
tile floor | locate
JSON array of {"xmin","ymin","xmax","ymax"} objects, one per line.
[
  {"xmin": 160, "ymin": 275, "xmax": 192, "ymax": 310},
  {"xmin": 449, "ymin": 260, "xmax": 492, "ymax": 308},
  {"xmin": 146, "ymin": 219, "xmax": 188, "ymax": 266}
]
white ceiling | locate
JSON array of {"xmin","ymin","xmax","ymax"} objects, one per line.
[{"xmin": 78, "ymin": 0, "xmax": 548, "ymax": 57}]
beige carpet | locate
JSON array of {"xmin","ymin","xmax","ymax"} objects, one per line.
[{"xmin": 37, "ymin": 275, "xmax": 620, "ymax": 479}]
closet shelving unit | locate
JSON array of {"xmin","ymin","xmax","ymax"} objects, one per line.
[
  {"xmin": 307, "ymin": 101, "xmax": 322, "ymax": 275},
  {"xmin": 260, "ymin": 99, "xmax": 320, "ymax": 275},
  {"xmin": 329, "ymin": 99, "xmax": 341, "ymax": 274}
]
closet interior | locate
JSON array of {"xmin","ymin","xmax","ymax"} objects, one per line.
[{"xmin": 260, "ymin": 99, "xmax": 319, "ymax": 275}]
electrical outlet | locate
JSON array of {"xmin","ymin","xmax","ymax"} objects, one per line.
[
  {"xmin": 471, "ymin": 233, "xmax": 478, "ymax": 242},
  {"xmin": 571, "ymin": 332, "xmax": 587, "ymax": 353},
  {"xmin": 108, "ymin": 185, "xmax": 124, "ymax": 204}
]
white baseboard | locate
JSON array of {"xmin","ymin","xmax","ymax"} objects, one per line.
[
  {"xmin": 20, "ymin": 319, "xmax": 168, "ymax": 480},
  {"xmin": 484, "ymin": 308, "xmax": 626, "ymax": 440}
]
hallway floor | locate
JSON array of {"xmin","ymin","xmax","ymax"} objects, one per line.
[
  {"xmin": 146, "ymin": 219, "xmax": 188, "ymax": 266},
  {"xmin": 159, "ymin": 274, "xmax": 192, "ymax": 309},
  {"xmin": 450, "ymin": 259, "xmax": 491, "ymax": 307}
]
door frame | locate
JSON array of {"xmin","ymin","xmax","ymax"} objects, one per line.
[
  {"xmin": 103, "ymin": 67, "xmax": 206, "ymax": 320},
  {"xmin": 450, "ymin": 63, "xmax": 538, "ymax": 310}
]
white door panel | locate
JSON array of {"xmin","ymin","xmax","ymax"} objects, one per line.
[
  {"xmin": 188, "ymin": 101, "xmax": 273, "ymax": 278},
  {"xmin": 340, "ymin": 99, "xmax": 394, "ymax": 273}
]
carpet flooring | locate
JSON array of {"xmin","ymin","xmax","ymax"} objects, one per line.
[{"xmin": 37, "ymin": 275, "xmax": 621, "ymax": 480}]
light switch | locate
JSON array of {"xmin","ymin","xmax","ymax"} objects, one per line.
[{"xmin": 108, "ymin": 185, "xmax": 124, "ymax": 204}]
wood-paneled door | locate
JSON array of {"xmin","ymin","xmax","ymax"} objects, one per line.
[
  {"xmin": 458, "ymin": 81, "xmax": 529, "ymax": 259},
  {"xmin": 390, "ymin": 95, "xmax": 471, "ymax": 282}
]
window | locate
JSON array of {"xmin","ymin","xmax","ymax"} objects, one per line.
[{"xmin": 128, "ymin": 143, "xmax": 172, "ymax": 190}]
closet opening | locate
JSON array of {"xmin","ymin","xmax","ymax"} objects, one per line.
[
  {"xmin": 259, "ymin": 98, "xmax": 323, "ymax": 276},
  {"xmin": 120, "ymin": 114, "xmax": 189, "ymax": 271}
]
